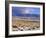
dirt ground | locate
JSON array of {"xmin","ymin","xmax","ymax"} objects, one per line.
[{"xmin": 12, "ymin": 17, "xmax": 40, "ymax": 31}]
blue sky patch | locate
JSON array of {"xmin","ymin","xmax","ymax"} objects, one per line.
[{"xmin": 12, "ymin": 7, "xmax": 40, "ymax": 17}]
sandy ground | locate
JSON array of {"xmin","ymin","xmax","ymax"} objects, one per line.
[{"xmin": 12, "ymin": 16, "xmax": 40, "ymax": 31}]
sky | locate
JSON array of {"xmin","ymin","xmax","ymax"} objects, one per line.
[{"xmin": 12, "ymin": 7, "xmax": 40, "ymax": 17}]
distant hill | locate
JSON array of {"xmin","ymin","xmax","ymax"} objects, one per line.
[{"xmin": 13, "ymin": 14, "xmax": 40, "ymax": 17}]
